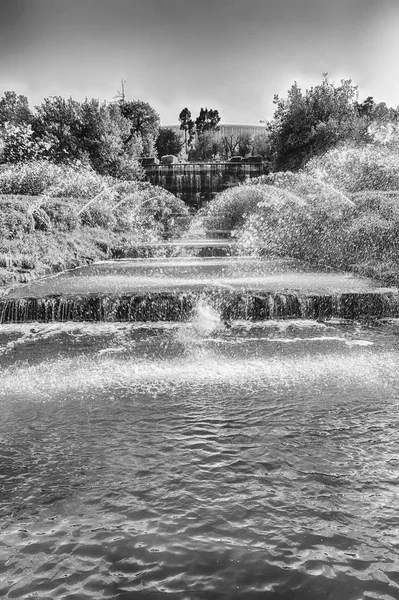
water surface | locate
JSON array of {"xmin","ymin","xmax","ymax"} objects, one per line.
[
  {"xmin": 1, "ymin": 318, "xmax": 399, "ymax": 599},
  {"xmin": 3, "ymin": 257, "xmax": 388, "ymax": 298}
]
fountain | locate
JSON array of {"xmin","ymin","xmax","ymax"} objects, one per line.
[
  {"xmin": 1, "ymin": 230, "xmax": 399, "ymax": 599},
  {"xmin": 143, "ymin": 161, "xmax": 267, "ymax": 207}
]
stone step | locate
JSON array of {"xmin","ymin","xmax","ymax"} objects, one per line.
[{"xmin": 110, "ymin": 239, "xmax": 236, "ymax": 258}]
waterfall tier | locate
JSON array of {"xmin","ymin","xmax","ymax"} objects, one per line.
[
  {"xmin": 1, "ymin": 290, "xmax": 398, "ymax": 323},
  {"xmin": 144, "ymin": 162, "xmax": 267, "ymax": 207}
]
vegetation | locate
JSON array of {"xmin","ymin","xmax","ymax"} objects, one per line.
[
  {"xmin": 0, "ymin": 161, "xmax": 189, "ymax": 286},
  {"xmin": 266, "ymin": 74, "xmax": 398, "ymax": 172},
  {"xmin": 119, "ymin": 99, "xmax": 160, "ymax": 157},
  {"xmin": 267, "ymin": 75, "xmax": 360, "ymax": 171},
  {"xmin": 2, "ymin": 75, "xmax": 399, "ymax": 289},
  {"xmin": 0, "ymin": 90, "xmax": 162, "ymax": 178},
  {"xmin": 202, "ymin": 142, "xmax": 399, "ymax": 284},
  {"xmin": 179, "ymin": 108, "xmax": 196, "ymax": 154},
  {"xmin": 195, "ymin": 108, "xmax": 221, "ymax": 135},
  {"xmin": 178, "ymin": 106, "xmax": 221, "ymax": 159},
  {"xmin": 156, "ymin": 128, "xmax": 183, "ymax": 158}
]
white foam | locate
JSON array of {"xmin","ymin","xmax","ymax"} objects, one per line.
[{"xmin": 0, "ymin": 351, "xmax": 395, "ymax": 401}]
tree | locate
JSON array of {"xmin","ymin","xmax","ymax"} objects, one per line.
[
  {"xmin": 220, "ymin": 133, "xmax": 240, "ymax": 159},
  {"xmin": 31, "ymin": 96, "xmax": 143, "ymax": 178},
  {"xmin": 1, "ymin": 122, "xmax": 51, "ymax": 163},
  {"xmin": 220, "ymin": 132, "xmax": 253, "ymax": 159},
  {"xmin": 251, "ymin": 131, "xmax": 271, "ymax": 160},
  {"xmin": 0, "ymin": 91, "xmax": 32, "ymax": 129},
  {"xmin": 195, "ymin": 107, "xmax": 221, "ymax": 135},
  {"xmin": 190, "ymin": 132, "xmax": 222, "ymax": 161},
  {"xmin": 356, "ymin": 96, "xmax": 375, "ymax": 119},
  {"xmin": 119, "ymin": 100, "xmax": 160, "ymax": 156},
  {"xmin": 82, "ymin": 100, "xmax": 143, "ymax": 179},
  {"xmin": 32, "ymin": 96, "xmax": 83, "ymax": 163},
  {"xmin": 268, "ymin": 74, "xmax": 360, "ymax": 171},
  {"xmin": 156, "ymin": 128, "xmax": 183, "ymax": 158},
  {"xmin": 237, "ymin": 133, "xmax": 253, "ymax": 157},
  {"xmin": 179, "ymin": 108, "xmax": 195, "ymax": 153}
]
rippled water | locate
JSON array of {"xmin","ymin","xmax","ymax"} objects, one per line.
[{"xmin": 1, "ymin": 318, "xmax": 399, "ymax": 599}]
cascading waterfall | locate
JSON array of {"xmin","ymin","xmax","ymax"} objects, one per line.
[
  {"xmin": 1, "ymin": 289, "xmax": 398, "ymax": 324},
  {"xmin": 143, "ymin": 162, "xmax": 267, "ymax": 206},
  {"xmin": 3, "ymin": 244, "xmax": 399, "ymax": 600}
]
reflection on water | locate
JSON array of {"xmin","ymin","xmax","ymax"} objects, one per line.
[{"xmin": 1, "ymin": 319, "xmax": 399, "ymax": 599}]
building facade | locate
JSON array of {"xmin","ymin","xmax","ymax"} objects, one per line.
[{"xmin": 162, "ymin": 123, "xmax": 266, "ymax": 139}]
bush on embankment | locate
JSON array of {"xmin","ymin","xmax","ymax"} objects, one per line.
[
  {"xmin": 0, "ymin": 161, "xmax": 189, "ymax": 286},
  {"xmin": 305, "ymin": 144, "xmax": 399, "ymax": 193},
  {"xmin": 200, "ymin": 186, "xmax": 269, "ymax": 232},
  {"xmin": 202, "ymin": 144, "xmax": 399, "ymax": 282}
]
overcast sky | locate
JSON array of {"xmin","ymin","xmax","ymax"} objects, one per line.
[{"xmin": 0, "ymin": 0, "xmax": 398, "ymax": 124}]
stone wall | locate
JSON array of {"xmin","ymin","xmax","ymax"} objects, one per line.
[{"xmin": 143, "ymin": 162, "xmax": 268, "ymax": 207}]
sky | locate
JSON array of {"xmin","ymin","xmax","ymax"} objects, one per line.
[{"xmin": 0, "ymin": 0, "xmax": 398, "ymax": 125}]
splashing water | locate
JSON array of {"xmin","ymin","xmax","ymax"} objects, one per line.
[
  {"xmin": 190, "ymin": 298, "xmax": 223, "ymax": 335},
  {"xmin": 1, "ymin": 319, "xmax": 399, "ymax": 599}
]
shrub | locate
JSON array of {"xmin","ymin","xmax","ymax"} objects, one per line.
[
  {"xmin": 32, "ymin": 206, "xmax": 52, "ymax": 231},
  {"xmin": 202, "ymin": 185, "xmax": 268, "ymax": 232},
  {"xmin": 343, "ymin": 214, "xmax": 399, "ymax": 262},
  {"xmin": 259, "ymin": 171, "xmax": 353, "ymax": 216},
  {"xmin": 160, "ymin": 155, "xmax": 178, "ymax": 164},
  {"xmin": 0, "ymin": 161, "xmax": 63, "ymax": 195},
  {"xmin": 305, "ymin": 145, "xmax": 399, "ymax": 193},
  {"xmin": 234, "ymin": 185, "xmax": 311, "ymax": 257},
  {"xmin": 340, "ymin": 191, "xmax": 399, "ymax": 263},
  {"xmin": 47, "ymin": 167, "xmax": 114, "ymax": 200},
  {"xmin": 112, "ymin": 181, "xmax": 189, "ymax": 239},
  {"xmin": 42, "ymin": 198, "xmax": 80, "ymax": 231},
  {"xmin": 0, "ymin": 159, "xmax": 115, "ymax": 199},
  {"xmin": 80, "ymin": 201, "xmax": 117, "ymax": 230},
  {"xmin": 0, "ymin": 196, "xmax": 35, "ymax": 238},
  {"xmin": 350, "ymin": 190, "xmax": 399, "ymax": 220},
  {"xmin": 229, "ymin": 166, "xmax": 399, "ymax": 268},
  {"xmin": 211, "ymin": 174, "xmax": 352, "ymax": 264}
]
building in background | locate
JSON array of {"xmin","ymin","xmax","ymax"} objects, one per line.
[{"xmin": 162, "ymin": 123, "xmax": 265, "ymax": 139}]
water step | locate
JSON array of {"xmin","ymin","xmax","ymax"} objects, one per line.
[
  {"xmin": 110, "ymin": 239, "xmax": 236, "ymax": 258},
  {"xmin": 1, "ymin": 290, "xmax": 398, "ymax": 324}
]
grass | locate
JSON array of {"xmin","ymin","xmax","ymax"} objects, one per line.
[{"xmin": 0, "ymin": 161, "xmax": 190, "ymax": 289}]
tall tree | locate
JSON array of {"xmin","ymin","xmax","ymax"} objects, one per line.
[
  {"xmin": 0, "ymin": 91, "xmax": 32, "ymax": 129},
  {"xmin": 119, "ymin": 100, "xmax": 160, "ymax": 156},
  {"xmin": 32, "ymin": 96, "xmax": 83, "ymax": 162},
  {"xmin": 268, "ymin": 74, "xmax": 359, "ymax": 171},
  {"xmin": 79, "ymin": 100, "xmax": 143, "ymax": 179},
  {"xmin": 31, "ymin": 96, "xmax": 143, "ymax": 178},
  {"xmin": 178, "ymin": 108, "xmax": 195, "ymax": 153},
  {"xmin": 195, "ymin": 107, "xmax": 221, "ymax": 135}
]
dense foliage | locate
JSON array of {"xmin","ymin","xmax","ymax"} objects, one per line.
[
  {"xmin": 0, "ymin": 91, "xmax": 163, "ymax": 179},
  {"xmin": 202, "ymin": 143, "xmax": 399, "ymax": 277},
  {"xmin": 156, "ymin": 128, "xmax": 183, "ymax": 158},
  {"xmin": 0, "ymin": 162, "xmax": 189, "ymax": 284},
  {"xmin": 305, "ymin": 144, "xmax": 399, "ymax": 193},
  {"xmin": 119, "ymin": 99, "xmax": 160, "ymax": 157},
  {"xmin": 266, "ymin": 74, "xmax": 399, "ymax": 172}
]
